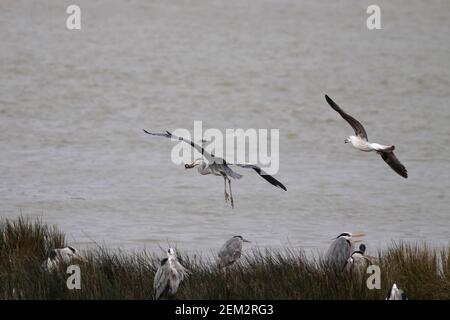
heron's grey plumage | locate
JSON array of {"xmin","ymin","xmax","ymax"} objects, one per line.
[
  {"xmin": 153, "ymin": 248, "xmax": 188, "ymax": 300},
  {"xmin": 325, "ymin": 95, "xmax": 408, "ymax": 178},
  {"xmin": 326, "ymin": 236, "xmax": 353, "ymax": 269},
  {"xmin": 143, "ymin": 129, "xmax": 287, "ymax": 208},
  {"xmin": 218, "ymin": 236, "xmax": 250, "ymax": 268},
  {"xmin": 43, "ymin": 246, "xmax": 85, "ymax": 271}
]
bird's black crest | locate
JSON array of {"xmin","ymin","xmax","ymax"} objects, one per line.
[
  {"xmin": 67, "ymin": 246, "xmax": 76, "ymax": 253},
  {"xmin": 336, "ymin": 232, "xmax": 351, "ymax": 239}
]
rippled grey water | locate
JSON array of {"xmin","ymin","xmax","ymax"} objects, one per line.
[{"xmin": 1, "ymin": 0, "xmax": 449, "ymax": 255}]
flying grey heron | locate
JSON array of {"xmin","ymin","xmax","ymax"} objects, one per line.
[
  {"xmin": 143, "ymin": 130, "xmax": 287, "ymax": 208},
  {"xmin": 326, "ymin": 232, "xmax": 365, "ymax": 270},
  {"xmin": 153, "ymin": 248, "xmax": 188, "ymax": 300},
  {"xmin": 43, "ymin": 246, "xmax": 86, "ymax": 271},
  {"xmin": 325, "ymin": 95, "xmax": 408, "ymax": 178},
  {"xmin": 217, "ymin": 235, "xmax": 251, "ymax": 268},
  {"xmin": 386, "ymin": 283, "xmax": 408, "ymax": 300}
]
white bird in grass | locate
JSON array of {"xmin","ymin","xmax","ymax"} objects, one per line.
[
  {"xmin": 326, "ymin": 232, "xmax": 365, "ymax": 270},
  {"xmin": 153, "ymin": 248, "xmax": 188, "ymax": 300},
  {"xmin": 325, "ymin": 95, "xmax": 408, "ymax": 178},
  {"xmin": 43, "ymin": 246, "xmax": 86, "ymax": 271},
  {"xmin": 143, "ymin": 130, "xmax": 287, "ymax": 208},
  {"xmin": 217, "ymin": 235, "xmax": 251, "ymax": 269},
  {"xmin": 386, "ymin": 283, "xmax": 408, "ymax": 300}
]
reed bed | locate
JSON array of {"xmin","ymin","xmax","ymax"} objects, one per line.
[{"xmin": 1, "ymin": 218, "xmax": 448, "ymax": 299}]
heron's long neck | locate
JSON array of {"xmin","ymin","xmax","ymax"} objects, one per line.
[{"xmin": 197, "ymin": 161, "xmax": 211, "ymax": 175}]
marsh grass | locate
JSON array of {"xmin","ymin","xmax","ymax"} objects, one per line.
[{"xmin": 1, "ymin": 218, "xmax": 449, "ymax": 299}]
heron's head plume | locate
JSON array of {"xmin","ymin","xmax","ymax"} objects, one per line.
[
  {"xmin": 234, "ymin": 235, "xmax": 251, "ymax": 243},
  {"xmin": 336, "ymin": 232, "xmax": 352, "ymax": 240},
  {"xmin": 67, "ymin": 246, "xmax": 77, "ymax": 253}
]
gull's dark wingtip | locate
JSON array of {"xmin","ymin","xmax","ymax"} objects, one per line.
[
  {"xmin": 143, "ymin": 129, "xmax": 151, "ymax": 135},
  {"xmin": 325, "ymin": 94, "xmax": 336, "ymax": 108},
  {"xmin": 280, "ymin": 184, "xmax": 287, "ymax": 191}
]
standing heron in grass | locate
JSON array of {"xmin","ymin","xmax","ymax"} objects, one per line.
[
  {"xmin": 386, "ymin": 283, "xmax": 408, "ymax": 300},
  {"xmin": 153, "ymin": 248, "xmax": 188, "ymax": 300},
  {"xmin": 325, "ymin": 94, "xmax": 408, "ymax": 178},
  {"xmin": 143, "ymin": 130, "xmax": 287, "ymax": 209},
  {"xmin": 344, "ymin": 243, "xmax": 371, "ymax": 272},
  {"xmin": 326, "ymin": 232, "xmax": 365, "ymax": 269},
  {"xmin": 43, "ymin": 246, "xmax": 86, "ymax": 271},
  {"xmin": 218, "ymin": 236, "xmax": 251, "ymax": 268}
]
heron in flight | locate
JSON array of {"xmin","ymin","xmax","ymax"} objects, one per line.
[
  {"xmin": 153, "ymin": 248, "xmax": 188, "ymax": 300},
  {"xmin": 326, "ymin": 232, "xmax": 365, "ymax": 270},
  {"xmin": 217, "ymin": 235, "xmax": 251, "ymax": 269},
  {"xmin": 43, "ymin": 246, "xmax": 86, "ymax": 271},
  {"xmin": 386, "ymin": 283, "xmax": 408, "ymax": 300},
  {"xmin": 325, "ymin": 95, "xmax": 408, "ymax": 178},
  {"xmin": 143, "ymin": 130, "xmax": 287, "ymax": 208}
]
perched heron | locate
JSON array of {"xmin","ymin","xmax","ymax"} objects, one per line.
[
  {"xmin": 43, "ymin": 246, "xmax": 86, "ymax": 271},
  {"xmin": 217, "ymin": 235, "xmax": 251, "ymax": 268},
  {"xmin": 153, "ymin": 248, "xmax": 188, "ymax": 300},
  {"xmin": 326, "ymin": 232, "xmax": 365, "ymax": 269},
  {"xmin": 325, "ymin": 95, "xmax": 408, "ymax": 178},
  {"xmin": 143, "ymin": 130, "xmax": 287, "ymax": 208},
  {"xmin": 386, "ymin": 283, "xmax": 408, "ymax": 300},
  {"xmin": 344, "ymin": 243, "xmax": 370, "ymax": 272}
]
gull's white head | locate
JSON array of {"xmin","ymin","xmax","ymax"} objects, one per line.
[{"xmin": 345, "ymin": 135, "xmax": 359, "ymax": 144}]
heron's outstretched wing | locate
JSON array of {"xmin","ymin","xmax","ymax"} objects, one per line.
[
  {"xmin": 325, "ymin": 95, "xmax": 368, "ymax": 140},
  {"xmin": 379, "ymin": 151, "xmax": 408, "ymax": 178},
  {"xmin": 143, "ymin": 129, "xmax": 214, "ymax": 162},
  {"xmin": 234, "ymin": 164, "xmax": 287, "ymax": 191}
]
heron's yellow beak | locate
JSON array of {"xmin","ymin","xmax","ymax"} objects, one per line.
[{"xmin": 352, "ymin": 233, "xmax": 366, "ymax": 238}]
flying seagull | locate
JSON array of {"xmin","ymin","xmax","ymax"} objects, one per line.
[
  {"xmin": 217, "ymin": 235, "xmax": 251, "ymax": 269},
  {"xmin": 386, "ymin": 283, "xmax": 408, "ymax": 300},
  {"xmin": 43, "ymin": 246, "xmax": 86, "ymax": 271},
  {"xmin": 326, "ymin": 232, "xmax": 365, "ymax": 270},
  {"xmin": 153, "ymin": 248, "xmax": 188, "ymax": 300},
  {"xmin": 325, "ymin": 95, "xmax": 408, "ymax": 178},
  {"xmin": 143, "ymin": 129, "xmax": 287, "ymax": 208}
]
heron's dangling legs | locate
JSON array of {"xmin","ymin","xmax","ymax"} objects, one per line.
[
  {"xmin": 228, "ymin": 178, "xmax": 234, "ymax": 209},
  {"xmin": 223, "ymin": 176, "xmax": 229, "ymax": 203}
]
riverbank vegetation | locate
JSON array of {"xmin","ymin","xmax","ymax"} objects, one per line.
[{"xmin": 1, "ymin": 218, "xmax": 449, "ymax": 299}]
